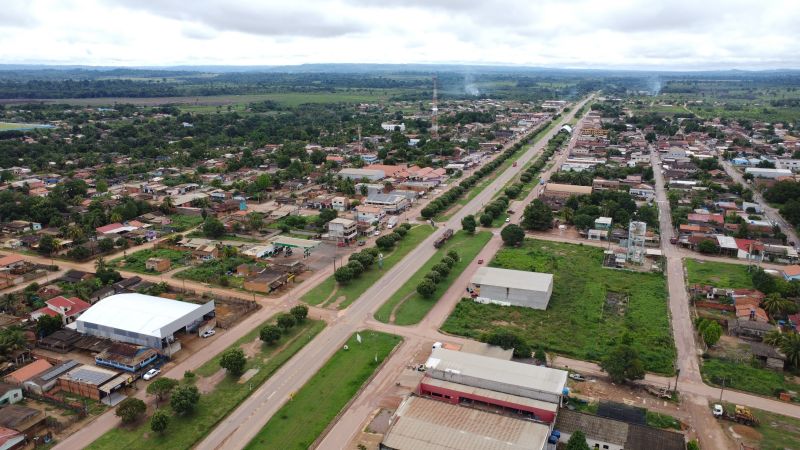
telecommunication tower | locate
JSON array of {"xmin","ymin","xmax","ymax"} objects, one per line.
[{"xmin": 431, "ymin": 75, "xmax": 439, "ymax": 139}]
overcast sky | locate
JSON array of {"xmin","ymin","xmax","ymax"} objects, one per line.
[{"xmin": 2, "ymin": 0, "xmax": 799, "ymax": 70}]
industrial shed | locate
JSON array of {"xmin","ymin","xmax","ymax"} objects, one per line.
[
  {"xmin": 424, "ymin": 348, "xmax": 567, "ymax": 405},
  {"xmin": 75, "ymin": 294, "xmax": 214, "ymax": 350},
  {"xmin": 469, "ymin": 267, "xmax": 553, "ymax": 309}
]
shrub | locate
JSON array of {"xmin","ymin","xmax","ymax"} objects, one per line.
[
  {"xmin": 260, "ymin": 324, "xmax": 282, "ymax": 345},
  {"xmin": 150, "ymin": 410, "xmax": 169, "ymax": 433},
  {"xmin": 433, "ymin": 263, "xmax": 450, "ymax": 277},
  {"xmin": 346, "ymin": 260, "xmax": 364, "ymax": 276},
  {"xmin": 447, "ymin": 250, "xmax": 460, "ymax": 262},
  {"xmin": 116, "ymin": 398, "xmax": 146, "ymax": 424},
  {"xmin": 334, "ymin": 266, "xmax": 354, "ymax": 284},
  {"xmin": 170, "ymin": 385, "xmax": 200, "ymax": 415},
  {"xmin": 441, "ymin": 256, "xmax": 456, "ymax": 268},
  {"xmin": 290, "ymin": 305, "xmax": 308, "ymax": 322},
  {"xmin": 417, "ymin": 280, "xmax": 437, "ymax": 298},
  {"xmin": 220, "ymin": 348, "xmax": 247, "ymax": 376},
  {"xmin": 276, "ymin": 313, "xmax": 297, "ymax": 330},
  {"xmin": 425, "ymin": 271, "xmax": 442, "ymax": 284}
]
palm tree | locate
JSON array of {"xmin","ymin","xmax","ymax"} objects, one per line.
[
  {"xmin": 161, "ymin": 196, "xmax": 175, "ymax": 213},
  {"xmin": 110, "ymin": 212, "xmax": 123, "ymax": 223},
  {"xmin": 762, "ymin": 293, "xmax": 794, "ymax": 318},
  {"xmin": 763, "ymin": 330, "xmax": 785, "ymax": 347},
  {"xmin": 0, "ymin": 327, "xmax": 27, "ymax": 363},
  {"xmin": 779, "ymin": 332, "xmax": 800, "ymax": 368}
]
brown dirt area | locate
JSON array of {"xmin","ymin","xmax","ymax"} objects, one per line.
[{"xmin": 196, "ymin": 368, "xmax": 226, "ymax": 394}]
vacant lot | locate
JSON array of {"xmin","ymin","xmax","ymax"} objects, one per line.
[
  {"xmin": 168, "ymin": 214, "xmax": 204, "ymax": 232},
  {"xmin": 88, "ymin": 318, "xmax": 325, "ymax": 450},
  {"xmin": 684, "ymin": 259, "xmax": 754, "ymax": 289},
  {"xmin": 244, "ymin": 331, "xmax": 402, "ymax": 450},
  {"xmin": 442, "ymin": 239, "xmax": 675, "ymax": 374},
  {"xmin": 701, "ymin": 357, "xmax": 800, "ymax": 397},
  {"xmin": 112, "ymin": 248, "xmax": 189, "ymax": 274},
  {"xmin": 302, "ymin": 225, "xmax": 434, "ymax": 309},
  {"xmin": 375, "ymin": 230, "xmax": 492, "ymax": 325},
  {"xmin": 719, "ymin": 402, "xmax": 800, "ymax": 450}
]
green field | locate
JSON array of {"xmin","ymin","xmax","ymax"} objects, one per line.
[
  {"xmin": 88, "ymin": 318, "xmax": 325, "ymax": 450},
  {"xmin": 168, "ymin": 214, "xmax": 204, "ymax": 232},
  {"xmin": 244, "ymin": 331, "xmax": 402, "ymax": 450},
  {"xmin": 442, "ymin": 239, "xmax": 676, "ymax": 374},
  {"xmin": 375, "ymin": 230, "xmax": 492, "ymax": 325},
  {"xmin": 701, "ymin": 357, "xmax": 800, "ymax": 397},
  {"xmin": 0, "ymin": 121, "xmax": 53, "ymax": 131},
  {"xmin": 112, "ymin": 248, "xmax": 189, "ymax": 274},
  {"xmin": 684, "ymin": 259, "xmax": 754, "ymax": 289},
  {"xmin": 301, "ymin": 225, "xmax": 434, "ymax": 308}
]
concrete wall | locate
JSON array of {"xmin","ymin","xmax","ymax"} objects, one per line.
[{"xmin": 473, "ymin": 284, "xmax": 552, "ymax": 310}]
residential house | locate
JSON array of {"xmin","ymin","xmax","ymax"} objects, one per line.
[
  {"xmin": 243, "ymin": 269, "xmax": 290, "ymax": 293},
  {"xmin": 4, "ymin": 360, "xmax": 52, "ymax": 385},
  {"xmin": 30, "ymin": 296, "xmax": 91, "ymax": 326},
  {"xmin": 783, "ymin": 265, "xmax": 800, "ymax": 281},
  {"xmin": 354, "ymin": 205, "xmax": 385, "ymax": 224},
  {"xmin": 0, "ymin": 383, "xmax": 22, "ymax": 405},
  {"xmin": 145, "ymin": 258, "xmax": 171, "ymax": 272},
  {"xmin": 629, "ymin": 184, "xmax": 655, "ymax": 201},
  {"xmin": 331, "ymin": 196, "xmax": 349, "ymax": 212},
  {"xmin": 328, "ymin": 218, "xmax": 358, "ymax": 244}
]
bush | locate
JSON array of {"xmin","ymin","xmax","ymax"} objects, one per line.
[
  {"xmin": 150, "ymin": 409, "xmax": 170, "ymax": 433},
  {"xmin": 433, "ymin": 263, "xmax": 450, "ymax": 277},
  {"xmin": 290, "ymin": 305, "xmax": 308, "ymax": 322},
  {"xmin": 485, "ymin": 331, "xmax": 531, "ymax": 358},
  {"xmin": 116, "ymin": 398, "xmax": 146, "ymax": 424},
  {"xmin": 441, "ymin": 256, "xmax": 456, "ymax": 268},
  {"xmin": 170, "ymin": 385, "xmax": 200, "ymax": 415},
  {"xmin": 447, "ymin": 250, "xmax": 460, "ymax": 262},
  {"xmin": 334, "ymin": 266, "xmax": 354, "ymax": 284},
  {"xmin": 417, "ymin": 280, "xmax": 437, "ymax": 298},
  {"xmin": 346, "ymin": 260, "xmax": 364, "ymax": 276},
  {"xmin": 376, "ymin": 235, "xmax": 395, "ymax": 250},
  {"xmin": 260, "ymin": 324, "xmax": 282, "ymax": 345},
  {"xmin": 276, "ymin": 313, "xmax": 297, "ymax": 330},
  {"xmin": 424, "ymin": 271, "xmax": 442, "ymax": 284}
]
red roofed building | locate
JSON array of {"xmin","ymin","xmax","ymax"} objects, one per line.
[
  {"xmin": 736, "ymin": 305, "xmax": 769, "ymax": 323},
  {"xmin": 735, "ymin": 239, "xmax": 765, "ymax": 260},
  {"xmin": 687, "ymin": 213, "xmax": 725, "ymax": 229},
  {"xmin": 30, "ymin": 296, "xmax": 91, "ymax": 325}
]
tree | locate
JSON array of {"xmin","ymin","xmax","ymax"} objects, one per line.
[
  {"xmin": 566, "ymin": 430, "xmax": 591, "ymax": 450},
  {"xmin": 247, "ymin": 212, "xmax": 264, "ymax": 231},
  {"xmin": 447, "ymin": 250, "xmax": 460, "ymax": 262},
  {"xmin": 146, "ymin": 377, "xmax": 178, "ymax": 402},
  {"xmin": 416, "ymin": 280, "xmax": 436, "ymax": 298},
  {"xmin": 116, "ymin": 397, "xmax": 146, "ymax": 424},
  {"xmin": 696, "ymin": 318, "xmax": 723, "ymax": 347},
  {"xmin": 432, "ymin": 262, "xmax": 450, "ymax": 277},
  {"xmin": 290, "ymin": 305, "xmax": 308, "ymax": 322},
  {"xmin": 521, "ymin": 199, "xmax": 553, "ymax": 231},
  {"xmin": 376, "ymin": 235, "xmax": 395, "ymax": 250},
  {"xmin": 779, "ymin": 332, "xmax": 800, "ymax": 368},
  {"xmin": 202, "ymin": 217, "xmax": 225, "ymax": 238},
  {"xmin": 601, "ymin": 342, "xmax": 645, "ymax": 384},
  {"xmin": 150, "ymin": 409, "xmax": 169, "ymax": 434},
  {"xmin": 36, "ymin": 314, "xmax": 63, "ymax": 337},
  {"xmin": 170, "ymin": 385, "xmax": 200, "ymax": 415},
  {"xmin": 276, "ymin": 313, "xmax": 297, "ymax": 330},
  {"xmin": 461, "ymin": 214, "xmax": 477, "ymax": 233},
  {"xmin": 479, "ymin": 213, "xmax": 493, "ymax": 227},
  {"xmin": 441, "ymin": 256, "xmax": 456, "ymax": 268},
  {"xmin": 762, "ymin": 293, "xmax": 795, "ymax": 318},
  {"xmin": 346, "ymin": 260, "xmax": 364, "ymax": 277},
  {"xmin": 260, "ymin": 325, "xmax": 282, "ymax": 345},
  {"xmin": 501, "ymin": 224, "xmax": 525, "ymax": 246},
  {"xmin": 38, "ymin": 234, "xmax": 57, "ymax": 255},
  {"xmin": 0, "ymin": 327, "xmax": 28, "ymax": 362},
  {"xmin": 572, "ymin": 214, "xmax": 594, "ymax": 231},
  {"xmin": 752, "ymin": 268, "xmax": 778, "ymax": 294},
  {"xmin": 316, "ymin": 208, "xmax": 338, "ymax": 227},
  {"xmin": 485, "ymin": 331, "xmax": 531, "ymax": 358},
  {"xmin": 697, "ymin": 239, "xmax": 719, "ymax": 255},
  {"xmin": 98, "ymin": 238, "xmax": 115, "ymax": 252},
  {"xmin": 95, "ymin": 257, "xmax": 122, "ymax": 284},
  {"xmin": 220, "ymin": 348, "xmax": 247, "ymax": 376},
  {"xmin": 334, "ymin": 266, "xmax": 354, "ymax": 284}
]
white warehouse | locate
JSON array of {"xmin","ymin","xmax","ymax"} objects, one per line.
[
  {"xmin": 75, "ymin": 293, "xmax": 215, "ymax": 350},
  {"xmin": 470, "ymin": 267, "xmax": 553, "ymax": 309}
]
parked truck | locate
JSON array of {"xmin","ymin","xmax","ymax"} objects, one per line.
[
  {"xmin": 714, "ymin": 404, "xmax": 759, "ymax": 426},
  {"xmin": 433, "ymin": 228, "xmax": 454, "ymax": 248}
]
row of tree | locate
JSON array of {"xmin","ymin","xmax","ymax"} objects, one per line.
[
  {"xmin": 259, "ymin": 305, "xmax": 309, "ymax": 345},
  {"xmin": 416, "ymin": 250, "xmax": 460, "ymax": 299},
  {"xmin": 333, "ymin": 224, "xmax": 411, "ymax": 285}
]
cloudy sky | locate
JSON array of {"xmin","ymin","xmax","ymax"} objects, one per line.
[{"xmin": 1, "ymin": 0, "xmax": 799, "ymax": 69}]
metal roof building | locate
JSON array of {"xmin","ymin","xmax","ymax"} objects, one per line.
[
  {"xmin": 424, "ymin": 348, "xmax": 567, "ymax": 405},
  {"xmin": 554, "ymin": 409, "xmax": 686, "ymax": 450},
  {"xmin": 470, "ymin": 267, "xmax": 554, "ymax": 309},
  {"xmin": 76, "ymin": 294, "xmax": 214, "ymax": 350},
  {"xmin": 381, "ymin": 396, "xmax": 549, "ymax": 450}
]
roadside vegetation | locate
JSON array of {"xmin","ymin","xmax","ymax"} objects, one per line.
[
  {"xmin": 302, "ymin": 224, "xmax": 433, "ymax": 308},
  {"xmin": 442, "ymin": 239, "xmax": 675, "ymax": 374},
  {"xmin": 88, "ymin": 316, "xmax": 325, "ymax": 450},
  {"xmin": 244, "ymin": 331, "xmax": 402, "ymax": 450},
  {"xmin": 375, "ymin": 230, "xmax": 491, "ymax": 325}
]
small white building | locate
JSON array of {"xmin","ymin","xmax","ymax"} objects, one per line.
[
  {"xmin": 470, "ymin": 267, "xmax": 553, "ymax": 310},
  {"xmin": 381, "ymin": 122, "xmax": 406, "ymax": 132}
]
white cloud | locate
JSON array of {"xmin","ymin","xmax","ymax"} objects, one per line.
[{"xmin": 0, "ymin": 0, "xmax": 797, "ymax": 69}]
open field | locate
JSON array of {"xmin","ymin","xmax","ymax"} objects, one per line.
[
  {"xmin": 0, "ymin": 121, "xmax": 53, "ymax": 131},
  {"xmin": 374, "ymin": 230, "xmax": 492, "ymax": 325},
  {"xmin": 684, "ymin": 259, "xmax": 754, "ymax": 289},
  {"xmin": 243, "ymin": 331, "xmax": 402, "ymax": 450},
  {"xmin": 87, "ymin": 318, "xmax": 325, "ymax": 450},
  {"xmin": 442, "ymin": 239, "xmax": 676, "ymax": 374},
  {"xmin": 112, "ymin": 248, "xmax": 189, "ymax": 274},
  {"xmin": 301, "ymin": 224, "xmax": 434, "ymax": 308},
  {"xmin": 700, "ymin": 357, "xmax": 800, "ymax": 398},
  {"xmin": 168, "ymin": 214, "xmax": 204, "ymax": 232}
]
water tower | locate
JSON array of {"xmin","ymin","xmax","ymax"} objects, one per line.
[{"xmin": 627, "ymin": 221, "xmax": 647, "ymax": 264}]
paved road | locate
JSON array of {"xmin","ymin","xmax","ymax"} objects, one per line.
[
  {"xmin": 720, "ymin": 158, "xmax": 800, "ymax": 246},
  {"xmin": 195, "ymin": 96, "xmax": 595, "ymax": 450}
]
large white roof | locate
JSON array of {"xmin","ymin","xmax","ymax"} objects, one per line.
[
  {"xmin": 76, "ymin": 293, "xmax": 206, "ymax": 339},
  {"xmin": 471, "ymin": 267, "xmax": 553, "ymax": 292}
]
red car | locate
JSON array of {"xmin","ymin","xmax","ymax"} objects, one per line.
[{"xmin": 477, "ymin": 259, "xmax": 484, "ymax": 264}]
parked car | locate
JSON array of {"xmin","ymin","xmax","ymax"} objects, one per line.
[
  {"xmin": 477, "ymin": 259, "xmax": 484, "ymax": 264},
  {"xmin": 143, "ymin": 368, "xmax": 160, "ymax": 381},
  {"xmin": 713, "ymin": 404, "xmax": 724, "ymax": 418},
  {"xmin": 505, "ymin": 217, "xmax": 511, "ymax": 223},
  {"xmin": 201, "ymin": 329, "xmax": 216, "ymax": 338},
  {"xmin": 568, "ymin": 372, "xmax": 586, "ymax": 382},
  {"xmin": 357, "ymin": 240, "xmax": 366, "ymax": 246},
  {"xmin": 374, "ymin": 230, "xmax": 381, "ymax": 236}
]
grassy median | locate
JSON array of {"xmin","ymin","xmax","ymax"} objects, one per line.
[
  {"xmin": 301, "ymin": 224, "xmax": 434, "ymax": 308},
  {"xmin": 87, "ymin": 318, "xmax": 325, "ymax": 450},
  {"xmin": 375, "ymin": 230, "xmax": 492, "ymax": 325},
  {"xmin": 244, "ymin": 331, "xmax": 402, "ymax": 450}
]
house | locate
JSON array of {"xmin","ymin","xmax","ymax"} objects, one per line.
[
  {"xmin": 145, "ymin": 258, "xmax": 171, "ymax": 272},
  {"xmin": 4, "ymin": 360, "xmax": 52, "ymax": 385},
  {"xmin": 95, "ymin": 343, "xmax": 159, "ymax": 373},
  {"xmin": 730, "ymin": 317, "xmax": 776, "ymax": 340},
  {"xmin": 0, "ymin": 426, "xmax": 24, "ymax": 450},
  {"xmin": 60, "ymin": 269, "xmax": 94, "ymax": 284},
  {"xmin": 0, "ymin": 383, "xmax": 23, "ymax": 405},
  {"xmin": 364, "ymin": 193, "xmax": 409, "ymax": 214},
  {"xmin": 540, "ymin": 183, "xmax": 592, "ymax": 207},
  {"xmin": 30, "ymin": 296, "xmax": 91, "ymax": 326},
  {"xmin": 554, "ymin": 408, "xmax": 685, "ymax": 450},
  {"xmin": 629, "ymin": 184, "xmax": 655, "ymax": 201},
  {"xmin": 0, "ymin": 256, "xmax": 25, "ymax": 271},
  {"xmin": 750, "ymin": 342, "xmax": 786, "ymax": 370},
  {"xmin": 0, "ymin": 405, "xmax": 45, "ymax": 437},
  {"xmin": 783, "ymin": 265, "xmax": 800, "ymax": 281},
  {"xmin": 331, "ymin": 196, "xmax": 349, "ymax": 212},
  {"xmin": 328, "ymin": 218, "xmax": 358, "ymax": 244},
  {"xmin": 354, "ymin": 205, "xmax": 385, "ymax": 224}
]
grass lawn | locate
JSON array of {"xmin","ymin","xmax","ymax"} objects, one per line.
[
  {"xmin": 244, "ymin": 331, "xmax": 402, "ymax": 450},
  {"xmin": 684, "ymin": 259, "xmax": 754, "ymax": 289},
  {"xmin": 442, "ymin": 239, "xmax": 676, "ymax": 374},
  {"xmin": 168, "ymin": 214, "xmax": 204, "ymax": 232},
  {"xmin": 112, "ymin": 248, "xmax": 189, "ymax": 274},
  {"xmin": 701, "ymin": 357, "xmax": 800, "ymax": 397},
  {"xmin": 186, "ymin": 231, "xmax": 261, "ymax": 243},
  {"xmin": 375, "ymin": 230, "xmax": 492, "ymax": 325},
  {"xmin": 87, "ymin": 319, "xmax": 325, "ymax": 450},
  {"xmin": 301, "ymin": 225, "xmax": 434, "ymax": 308}
]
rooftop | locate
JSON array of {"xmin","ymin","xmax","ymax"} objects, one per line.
[
  {"xmin": 76, "ymin": 293, "xmax": 207, "ymax": 339},
  {"xmin": 425, "ymin": 348, "xmax": 567, "ymax": 397},
  {"xmin": 382, "ymin": 396, "xmax": 549, "ymax": 450},
  {"xmin": 471, "ymin": 267, "xmax": 553, "ymax": 292}
]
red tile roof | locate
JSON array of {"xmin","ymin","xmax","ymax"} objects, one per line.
[
  {"xmin": 0, "ymin": 255, "xmax": 23, "ymax": 267},
  {"xmin": 4, "ymin": 359, "xmax": 52, "ymax": 384},
  {"xmin": 46, "ymin": 296, "xmax": 91, "ymax": 317},
  {"xmin": 96, "ymin": 222, "xmax": 125, "ymax": 234}
]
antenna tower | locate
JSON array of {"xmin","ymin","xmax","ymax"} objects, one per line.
[{"xmin": 431, "ymin": 75, "xmax": 439, "ymax": 139}]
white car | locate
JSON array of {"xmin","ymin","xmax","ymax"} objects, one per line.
[
  {"xmin": 713, "ymin": 404, "xmax": 724, "ymax": 418},
  {"xmin": 505, "ymin": 217, "xmax": 511, "ymax": 223},
  {"xmin": 201, "ymin": 329, "xmax": 216, "ymax": 338},
  {"xmin": 143, "ymin": 368, "xmax": 161, "ymax": 381},
  {"xmin": 568, "ymin": 372, "xmax": 586, "ymax": 382},
  {"xmin": 374, "ymin": 230, "xmax": 381, "ymax": 236}
]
